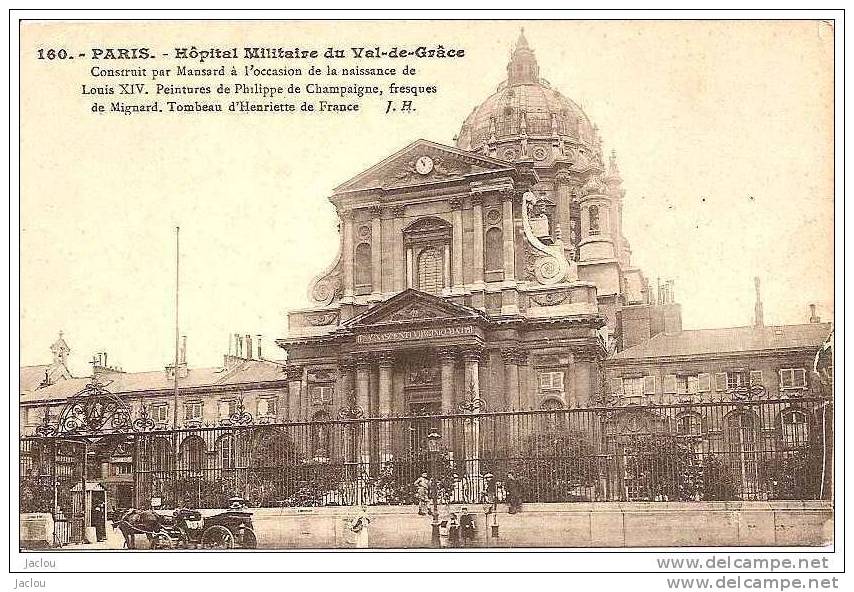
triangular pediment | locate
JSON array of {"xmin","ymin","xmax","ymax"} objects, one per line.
[
  {"xmin": 333, "ymin": 139, "xmax": 516, "ymax": 194},
  {"xmin": 342, "ymin": 289, "xmax": 486, "ymax": 329}
]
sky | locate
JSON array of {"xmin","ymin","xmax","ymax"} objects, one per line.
[{"xmin": 19, "ymin": 20, "xmax": 835, "ymax": 375}]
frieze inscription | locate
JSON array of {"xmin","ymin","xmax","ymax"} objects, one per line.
[{"xmin": 356, "ymin": 325, "xmax": 475, "ymax": 344}]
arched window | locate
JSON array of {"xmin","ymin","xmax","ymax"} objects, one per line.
[
  {"xmin": 251, "ymin": 428, "xmax": 295, "ymax": 469},
  {"xmin": 725, "ymin": 411, "xmax": 760, "ymax": 499},
  {"xmin": 588, "ymin": 205, "xmax": 600, "ymax": 235},
  {"xmin": 404, "ymin": 217, "xmax": 451, "ymax": 292},
  {"xmin": 354, "ymin": 242, "xmax": 372, "ymax": 294},
  {"xmin": 540, "ymin": 397, "xmax": 566, "ymax": 432},
  {"xmin": 216, "ymin": 434, "xmax": 235, "ymax": 470},
  {"xmin": 417, "ymin": 247, "xmax": 443, "ymax": 295},
  {"xmin": 180, "ymin": 436, "xmax": 205, "ymax": 472},
  {"xmin": 780, "ymin": 409, "xmax": 810, "ymax": 449},
  {"xmin": 484, "ymin": 227, "xmax": 504, "ymax": 273},
  {"xmin": 151, "ymin": 437, "xmax": 173, "ymax": 472}
]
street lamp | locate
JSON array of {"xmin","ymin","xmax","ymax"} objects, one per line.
[{"xmin": 426, "ymin": 429, "xmax": 442, "ymax": 548}]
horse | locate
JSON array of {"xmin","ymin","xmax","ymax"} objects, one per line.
[{"xmin": 111, "ymin": 508, "xmax": 163, "ymax": 549}]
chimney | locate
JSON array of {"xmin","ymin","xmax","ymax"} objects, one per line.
[
  {"xmin": 92, "ymin": 351, "xmax": 123, "ymax": 378},
  {"xmin": 236, "ymin": 333, "xmax": 243, "ymax": 357},
  {"xmin": 180, "ymin": 335, "xmax": 187, "ymax": 364},
  {"xmin": 809, "ymin": 304, "xmax": 821, "ymax": 323},
  {"xmin": 256, "ymin": 334, "xmax": 262, "ymax": 360},
  {"xmin": 245, "ymin": 334, "xmax": 253, "ymax": 360},
  {"xmin": 754, "ymin": 277, "xmax": 764, "ymax": 327}
]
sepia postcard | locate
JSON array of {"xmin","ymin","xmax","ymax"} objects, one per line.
[{"xmin": 10, "ymin": 11, "xmax": 843, "ymax": 583}]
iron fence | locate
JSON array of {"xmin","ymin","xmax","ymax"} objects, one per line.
[{"xmin": 21, "ymin": 397, "xmax": 832, "ymax": 512}]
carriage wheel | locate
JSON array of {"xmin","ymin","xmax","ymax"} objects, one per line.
[
  {"xmin": 201, "ymin": 525, "xmax": 234, "ymax": 549},
  {"xmin": 153, "ymin": 530, "xmax": 175, "ymax": 550},
  {"xmin": 240, "ymin": 528, "xmax": 257, "ymax": 549}
]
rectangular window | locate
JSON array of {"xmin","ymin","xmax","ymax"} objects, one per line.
[
  {"xmin": 727, "ymin": 371, "xmax": 749, "ymax": 390},
  {"xmin": 258, "ymin": 397, "xmax": 278, "ymax": 417},
  {"xmin": 311, "ymin": 385, "xmax": 334, "ymax": 405},
  {"xmin": 609, "ymin": 378, "xmax": 623, "ymax": 395},
  {"xmin": 622, "ymin": 377, "xmax": 644, "ymax": 398},
  {"xmin": 643, "ymin": 375, "xmax": 656, "ymax": 395},
  {"xmin": 114, "ymin": 462, "xmax": 132, "ymax": 475},
  {"xmin": 538, "ymin": 371, "xmax": 565, "ymax": 392},
  {"xmin": 780, "ymin": 368, "xmax": 807, "ymax": 389},
  {"xmin": 184, "ymin": 401, "xmax": 203, "ymax": 421},
  {"xmin": 750, "ymin": 371, "xmax": 763, "ymax": 386},
  {"xmin": 698, "ymin": 373, "xmax": 712, "ymax": 392},
  {"xmin": 714, "ymin": 372, "xmax": 727, "ymax": 391},
  {"xmin": 151, "ymin": 404, "xmax": 168, "ymax": 423},
  {"xmin": 218, "ymin": 399, "xmax": 237, "ymax": 418},
  {"xmin": 663, "ymin": 374, "xmax": 677, "ymax": 394}
]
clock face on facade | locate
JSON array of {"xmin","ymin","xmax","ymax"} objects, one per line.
[{"xmin": 415, "ymin": 155, "xmax": 434, "ymax": 175}]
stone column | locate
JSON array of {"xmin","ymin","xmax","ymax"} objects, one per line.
[
  {"xmin": 443, "ymin": 244, "xmax": 451, "ymax": 293},
  {"xmin": 471, "ymin": 194, "xmax": 485, "ymax": 286},
  {"xmin": 438, "ymin": 348, "xmax": 457, "ymax": 414},
  {"xmin": 377, "ymin": 352, "xmax": 394, "ymax": 417},
  {"xmin": 502, "ymin": 350, "xmax": 521, "ymax": 411},
  {"xmin": 370, "ymin": 206, "xmax": 382, "ymax": 296},
  {"xmin": 341, "ymin": 209, "xmax": 355, "ymax": 299},
  {"xmin": 462, "ymin": 348, "xmax": 483, "ymax": 407},
  {"xmin": 377, "ymin": 352, "xmax": 394, "ymax": 463},
  {"xmin": 286, "ymin": 364, "xmax": 303, "ymax": 421},
  {"xmin": 501, "ymin": 191, "xmax": 516, "ymax": 281},
  {"xmin": 572, "ymin": 348, "xmax": 598, "ymax": 407},
  {"xmin": 355, "ymin": 356, "xmax": 372, "ymax": 416},
  {"xmin": 355, "ymin": 356, "xmax": 372, "ymax": 467},
  {"xmin": 462, "ymin": 348, "xmax": 484, "ymax": 494},
  {"xmin": 450, "ymin": 197, "xmax": 464, "ymax": 291},
  {"xmin": 393, "ymin": 206, "xmax": 406, "ymax": 292},
  {"xmin": 554, "ymin": 169, "xmax": 575, "ymax": 258},
  {"xmin": 406, "ymin": 246, "xmax": 414, "ymax": 289}
]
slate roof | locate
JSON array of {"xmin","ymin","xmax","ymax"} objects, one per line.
[
  {"xmin": 20, "ymin": 365, "xmax": 51, "ymax": 393},
  {"xmin": 20, "ymin": 358, "xmax": 288, "ymax": 404},
  {"xmin": 613, "ymin": 323, "xmax": 832, "ymax": 360}
]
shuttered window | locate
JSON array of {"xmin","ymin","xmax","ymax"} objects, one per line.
[
  {"xmin": 623, "ymin": 377, "xmax": 644, "ymax": 398},
  {"xmin": 643, "ymin": 375, "xmax": 656, "ymax": 395},
  {"xmin": 780, "ymin": 368, "xmax": 807, "ymax": 389},
  {"xmin": 663, "ymin": 374, "xmax": 677, "ymax": 394},
  {"xmin": 698, "ymin": 373, "xmax": 712, "ymax": 392},
  {"xmin": 539, "ymin": 371, "xmax": 565, "ymax": 392},
  {"xmin": 714, "ymin": 373, "xmax": 727, "ymax": 391}
]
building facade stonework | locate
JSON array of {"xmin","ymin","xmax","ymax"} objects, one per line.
[{"xmin": 277, "ymin": 32, "xmax": 652, "ymax": 423}]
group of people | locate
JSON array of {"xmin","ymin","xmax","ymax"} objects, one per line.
[{"xmin": 413, "ymin": 470, "xmax": 523, "ymax": 516}]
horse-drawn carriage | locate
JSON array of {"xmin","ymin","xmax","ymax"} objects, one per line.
[{"xmin": 113, "ymin": 497, "xmax": 257, "ymax": 550}]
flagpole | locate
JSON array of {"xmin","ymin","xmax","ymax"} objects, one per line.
[
  {"xmin": 173, "ymin": 226, "xmax": 180, "ymax": 430},
  {"xmin": 172, "ymin": 226, "xmax": 180, "ymax": 507}
]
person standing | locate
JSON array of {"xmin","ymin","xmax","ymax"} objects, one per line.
[
  {"xmin": 505, "ymin": 471, "xmax": 522, "ymax": 514},
  {"xmin": 448, "ymin": 513, "xmax": 460, "ymax": 548},
  {"xmin": 483, "ymin": 473, "xmax": 496, "ymax": 506},
  {"xmin": 414, "ymin": 472, "xmax": 431, "ymax": 516},
  {"xmin": 459, "ymin": 507, "xmax": 476, "ymax": 547},
  {"xmin": 350, "ymin": 505, "xmax": 371, "ymax": 549}
]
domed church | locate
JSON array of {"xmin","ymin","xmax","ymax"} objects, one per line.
[{"xmin": 277, "ymin": 31, "xmax": 668, "ymax": 430}]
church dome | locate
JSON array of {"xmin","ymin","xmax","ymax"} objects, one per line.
[{"xmin": 455, "ymin": 30, "xmax": 599, "ymax": 158}]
